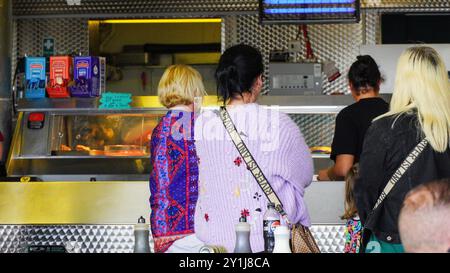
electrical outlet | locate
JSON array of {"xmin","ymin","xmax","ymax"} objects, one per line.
[{"xmin": 288, "ymin": 40, "xmax": 302, "ymax": 53}]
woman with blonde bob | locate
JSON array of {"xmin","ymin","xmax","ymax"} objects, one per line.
[
  {"xmin": 355, "ymin": 46, "xmax": 450, "ymax": 253},
  {"xmin": 149, "ymin": 64, "xmax": 206, "ymax": 253}
]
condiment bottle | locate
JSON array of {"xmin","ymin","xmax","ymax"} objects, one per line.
[
  {"xmin": 134, "ymin": 216, "xmax": 151, "ymax": 253},
  {"xmin": 272, "ymin": 225, "xmax": 292, "ymax": 253},
  {"xmin": 233, "ymin": 216, "xmax": 252, "ymax": 253}
]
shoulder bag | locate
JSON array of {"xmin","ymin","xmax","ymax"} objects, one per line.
[{"xmin": 360, "ymin": 138, "xmax": 429, "ymax": 252}]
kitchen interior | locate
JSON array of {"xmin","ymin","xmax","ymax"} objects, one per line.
[{"xmin": 0, "ymin": 0, "xmax": 449, "ymax": 253}]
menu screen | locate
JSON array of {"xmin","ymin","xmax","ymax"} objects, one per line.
[{"xmin": 259, "ymin": 0, "xmax": 360, "ymax": 24}]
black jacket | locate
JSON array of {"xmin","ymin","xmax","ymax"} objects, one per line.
[{"xmin": 354, "ymin": 111, "xmax": 450, "ymax": 244}]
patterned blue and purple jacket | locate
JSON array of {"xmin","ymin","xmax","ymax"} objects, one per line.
[{"xmin": 149, "ymin": 110, "xmax": 199, "ymax": 253}]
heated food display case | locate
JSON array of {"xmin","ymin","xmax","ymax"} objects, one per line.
[{"xmin": 7, "ymin": 98, "xmax": 165, "ymax": 181}]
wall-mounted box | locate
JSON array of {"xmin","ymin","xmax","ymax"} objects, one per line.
[{"xmin": 268, "ymin": 62, "xmax": 322, "ymax": 95}]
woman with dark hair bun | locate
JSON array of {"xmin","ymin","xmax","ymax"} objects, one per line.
[
  {"xmin": 193, "ymin": 44, "xmax": 313, "ymax": 252},
  {"xmin": 318, "ymin": 55, "xmax": 389, "ymax": 181},
  {"xmin": 215, "ymin": 44, "xmax": 264, "ymax": 104}
]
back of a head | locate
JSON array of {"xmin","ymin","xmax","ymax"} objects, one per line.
[
  {"xmin": 158, "ymin": 64, "xmax": 206, "ymax": 108},
  {"xmin": 215, "ymin": 44, "xmax": 263, "ymax": 103},
  {"xmin": 399, "ymin": 179, "xmax": 450, "ymax": 253},
  {"xmin": 388, "ymin": 46, "xmax": 450, "ymax": 152},
  {"xmin": 347, "ymin": 55, "xmax": 382, "ymax": 94}
]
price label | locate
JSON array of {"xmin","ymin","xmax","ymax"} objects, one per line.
[{"xmin": 99, "ymin": 92, "xmax": 132, "ymax": 109}]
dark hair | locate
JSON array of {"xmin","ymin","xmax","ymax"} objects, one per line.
[
  {"xmin": 348, "ymin": 55, "xmax": 382, "ymax": 94},
  {"xmin": 215, "ymin": 44, "xmax": 264, "ymax": 103}
]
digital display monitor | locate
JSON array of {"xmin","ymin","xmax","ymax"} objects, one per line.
[{"xmin": 259, "ymin": 0, "xmax": 360, "ymax": 24}]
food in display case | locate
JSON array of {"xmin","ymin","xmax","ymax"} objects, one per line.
[
  {"xmin": 310, "ymin": 146, "xmax": 331, "ymax": 154},
  {"xmin": 49, "ymin": 113, "xmax": 162, "ymax": 157},
  {"xmin": 104, "ymin": 145, "xmax": 146, "ymax": 156}
]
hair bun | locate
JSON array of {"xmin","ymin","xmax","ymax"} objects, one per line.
[
  {"xmin": 215, "ymin": 44, "xmax": 264, "ymax": 103},
  {"xmin": 357, "ymin": 55, "xmax": 377, "ymax": 65},
  {"xmin": 226, "ymin": 64, "xmax": 237, "ymax": 77},
  {"xmin": 348, "ymin": 54, "xmax": 382, "ymax": 93}
]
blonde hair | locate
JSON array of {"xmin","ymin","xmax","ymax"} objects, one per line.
[
  {"xmin": 158, "ymin": 64, "xmax": 206, "ymax": 108},
  {"xmin": 377, "ymin": 46, "xmax": 450, "ymax": 152},
  {"xmin": 341, "ymin": 164, "xmax": 359, "ymax": 220}
]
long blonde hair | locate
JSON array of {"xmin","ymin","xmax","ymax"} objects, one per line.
[
  {"xmin": 341, "ymin": 164, "xmax": 359, "ymax": 220},
  {"xmin": 377, "ymin": 46, "xmax": 450, "ymax": 152}
]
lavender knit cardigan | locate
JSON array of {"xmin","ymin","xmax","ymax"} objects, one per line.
[{"xmin": 193, "ymin": 103, "xmax": 313, "ymax": 253}]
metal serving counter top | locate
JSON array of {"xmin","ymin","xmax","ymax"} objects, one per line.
[{"xmin": 16, "ymin": 94, "xmax": 391, "ymax": 113}]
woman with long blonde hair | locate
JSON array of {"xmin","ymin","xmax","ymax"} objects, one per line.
[{"xmin": 354, "ymin": 46, "xmax": 450, "ymax": 253}]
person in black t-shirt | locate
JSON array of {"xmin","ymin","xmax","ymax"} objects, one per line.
[{"xmin": 318, "ymin": 55, "xmax": 389, "ymax": 181}]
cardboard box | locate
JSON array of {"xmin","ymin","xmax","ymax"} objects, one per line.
[
  {"xmin": 70, "ymin": 56, "xmax": 106, "ymax": 97},
  {"xmin": 25, "ymin": 57, "xmax": 46, "ymax": 99},
  {"xmin": 46, "ymin": 56, "xmax": 72, "ymax": 98}
]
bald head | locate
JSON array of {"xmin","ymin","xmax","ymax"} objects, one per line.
[{"xmin": 399, "ymin": 179, "xmax": 450, "ymax": 253}]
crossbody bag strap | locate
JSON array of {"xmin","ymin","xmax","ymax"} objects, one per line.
[
  {"xmin": 219, "ymin": 106, "xmax": 290, "ymax": 223},
  {"xmin": 368, "ymin": 138, "xmax": 429, "ymax": 217}
]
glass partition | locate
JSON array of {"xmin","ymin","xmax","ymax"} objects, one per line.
[{"xmin": 49, "ymin": 113, "xmax": 163, "ymax": 157}]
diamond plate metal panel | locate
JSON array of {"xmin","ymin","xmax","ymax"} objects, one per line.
[
  {"xmin": 310, "ymin": 225, "xmax": 346, "ymax": 253},
  {"xmin": 0, "ymin": 225, "xmax": 142, "ymax": 253},
  {"xmin": 0, "ymin": 224, "xmax": 344, "ymax": 253},
  {"xmin": 223, "ymin": 15, "xmax": 363, "ymax": 95},
  {"xmin": 361, "ymin": 0, "xmax": 450, "ymax": 9},
  {"xmin": 11, "ymin": 1, "xmax": 450, "ymax": 17},
  {"xmin": 290, "ymin": 114, "xmax": 336, "ymax": 148},
  {"xmin": 16, "ymin": 18, "xmax": 88, "ymax": 57},
  {"xmin": 12, "ymin": 0, "xmax": 259, "ymax": 17},
  {"xmin": 363, "ymin": 10, "xmax": 382, "ymax": 45},
  {"xmin": 11, "ymin": 19, "xmax": 18, "ymax": 82},
  {"xmin": 12, "ymin": 3, "xmax": 450, "ymax": 97}
]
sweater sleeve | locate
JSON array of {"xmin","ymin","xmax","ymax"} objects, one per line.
[
  {"xmin": 267, "ymin": 112, "xmax": 314, "ymax": 225},
  {"xmin": 354, "ymin": 120, "xmax": 388, "ymax": 225},
  {"xmin": 277, "ymin": 113, "xmax": 314, "ymax": 193}
]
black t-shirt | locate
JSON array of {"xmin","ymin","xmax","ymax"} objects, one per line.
[{"xmin": 330, "ymin": 97, "xmax": 389, "ymax": 162}]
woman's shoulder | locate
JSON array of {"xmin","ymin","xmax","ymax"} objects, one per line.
[
  {"xmin": 195, "ymin": 108, "xmax": 222, "ymax": 129},
  {"xmin": 371, "ymin": 112, "xmax": 418, "ymax": 132},
  {"xmin": 366, "ymin": 112, "xmax": 419, "ymax": 147},
  {"xmin": 195, "ymin": 104, "xmax": 299, "ymax": 132}
]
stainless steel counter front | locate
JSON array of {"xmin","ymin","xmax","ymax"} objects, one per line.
[{"xmin": 0, "ymin": 180, "xmax": 345, "ymax": 253}]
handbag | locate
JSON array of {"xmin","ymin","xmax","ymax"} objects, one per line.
[
  {"xmin": 360, "ymin": 138, "xmax": 429, "ymax": 253},
  {"xmin": 219, "ymin": 106, "xmax": 321, "ymax": 253}
]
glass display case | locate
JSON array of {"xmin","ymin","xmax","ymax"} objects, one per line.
[
  {"xmin": 7, "ymin": 95, "xmax": 391, "ymax": 182},
  {"xmin": 49, "ymin": 113, "xmax": 160, "ymax": 157},
  {"xmin": 7, "ymin": 98, "xmax": 166, "ymax": 181}
]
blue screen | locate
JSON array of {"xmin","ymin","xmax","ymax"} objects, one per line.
[{"xmin": 260, "ymin": 0, "xmax": 359, "ymax": 24}]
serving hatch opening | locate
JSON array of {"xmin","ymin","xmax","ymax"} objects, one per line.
[{"xmin": 88, "ymin": 18, "xmax": 222, "ymax": 96}]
